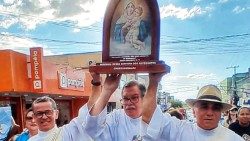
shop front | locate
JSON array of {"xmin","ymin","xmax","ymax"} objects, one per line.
[{"xmin": 0, "ymin": 47, "xmax": 92, "ymax": 132}]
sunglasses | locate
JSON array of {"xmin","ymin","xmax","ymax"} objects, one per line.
[
  {"xmin": 230, "ymin": 108, "xmax": 238, "ymax": 112},
  {"xmin": 195, "ymin": 101, "xmax": 223, "ymax": 111}
]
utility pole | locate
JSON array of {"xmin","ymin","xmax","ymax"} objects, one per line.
[
  {"xmin": 226, "ymin": 65, "xmax": 239, "ymax": 106},
  {"xmin": 226, "ymin": 65, "xmax": 239, "ymax": 75}
]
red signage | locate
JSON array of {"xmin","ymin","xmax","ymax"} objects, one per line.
[{"xmin": 30, "ymin": 47, "xmax": 44, "ymax": 92}]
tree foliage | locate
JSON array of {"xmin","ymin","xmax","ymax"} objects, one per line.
[{"xmin": 170, "ymin": 99, "xmax": 183, "ymax": 108}]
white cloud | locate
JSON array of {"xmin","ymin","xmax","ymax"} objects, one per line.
[
  {"xmin": 3, "ymin": 0, "xmax": 15, "ymax": 5},
  {"xmin": 0, "ymin": 32, "xmax": 38, "ymax": 49},
  {"xmin": 162, "ymin": 73, "xmax": 217, "ymax": 83},
  {"xmin": 186, "ymin": 61, "xmax": 192, "ymax": 64},
  {"xmin": 43, "ymin": 48, "xmax": 55, "ymax": 56},
  {"xmin": 160, "ymin": 4, "xmax": 208, "ymax": 20},
  {"xmin": 233, "ymin": 6, "xmax": 246, "ymax": 14},
  {"xmin": 0, "ymin": 0, "xmax": 108, "ymax": 30},
  {"xmin": 160, "ymin": 72, "xmax": 219, "ymax": 101},
  {"xmin": 169, "ymin": 60, "xmax": 180, "ymax": 65},
  {"xmin": 169, "ymin": 60, "xmax": 192, "ymax": 66},
  {"xmin": 73, "ymin": 28, "xmax": 81, "ymax": 33},
  {"xmin": 187, "ymin": 73, "xmax": 215, "ymax": 79},
  {"xmin": 194, "ymin": 0, "xmax": 203, "ymax": 3},
  {"xmin": 0, "ymin": 32, "xmax": 54, "ymax": 55},
  {"xmin": 0, "ymin": 16, "xmax": 18, "ymax": 28},
  {"xmin": 218, "ymin": 0, "xmax": 229, "ymax": 4}
]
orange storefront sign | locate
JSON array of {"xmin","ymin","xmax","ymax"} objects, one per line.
[
  {"xmin": 0, "ymin": 48, "xmax": 92, "ymax": 97},
  {"xmin": 30, "ymin": 47, "xmax": 44, "ymax": 92}
]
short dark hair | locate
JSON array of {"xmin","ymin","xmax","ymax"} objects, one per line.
[
  {"xmin": 32, "ymin": 96, "xmax": 57, "ymax": 111},
  {"xmin": 122, "ymin": 81, "xmax": 146, "ymax": 97}
]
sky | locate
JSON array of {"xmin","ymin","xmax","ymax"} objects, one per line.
[{"xmin": 0, "ymin": 0, "xmax": 250, "ymax": 101}]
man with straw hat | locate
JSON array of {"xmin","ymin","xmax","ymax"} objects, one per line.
[{"xmin": 141, "ymin": 72, "xmax": 244, "ymax": 141}]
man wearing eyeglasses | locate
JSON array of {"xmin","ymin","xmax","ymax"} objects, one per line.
[
  {"xmin": 28, "ymin": 73, "xmax": 102, "ymax": 141},
  {"xmin": 85, "ymin": 74, "xmax": 146, "ymax": 141},
  {"xmin": 141, "ymin": 73, "xmax": 244, "ymax": 141}
]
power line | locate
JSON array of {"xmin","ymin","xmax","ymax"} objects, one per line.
[
  {"xmin": 0, "ymin": 10, "xmax": 102, "ymax": 32},
  {"xmin": 160, "ymin": 33, "xmax": 250, "ymax": 55},
  {"xmin": 161, "ymin": 33, "xmax": 250, "ymax": 44},
  {"xmin": 0, "ymin": 33, "xmax": 102, "ymax": 45},
  {"xmin": 1, "ymin": 31, "xmax": 250, "ymax": 55}
]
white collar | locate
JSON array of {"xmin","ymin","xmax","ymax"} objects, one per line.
[
  {"xmin": 195, "ymin": 123, "xmax": 220, "ymax": 135},
  {"xmin": 38, "ymin": 125, "xmax": 58, "ymax": 137}
]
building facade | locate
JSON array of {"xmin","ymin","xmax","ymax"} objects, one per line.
[
  {"xmin": 220, "ymin": 68, "xmax": 250, "ymax": 106},
  {"xmin": 0, "ymin": 48, "xmax": 93, "ymax": 130}
]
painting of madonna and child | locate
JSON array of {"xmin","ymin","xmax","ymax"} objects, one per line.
[{"xmin": 110, "ymin": 0, "xmax": 151, "ymax": 57}]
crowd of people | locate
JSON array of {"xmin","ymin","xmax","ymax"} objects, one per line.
[
  {"xmin": 229, "ymin": 106, "xmax": 250, "ymax": 140},
  {"xmin": 3, "ymin": 72, "xmax": 250, "ymax": 141}
]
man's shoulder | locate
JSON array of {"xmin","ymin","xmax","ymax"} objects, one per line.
[
  {"xmin": 219, "ymin": 125, "xmax": 244, "ymax": 140},
  {"xmin": 219, "ymin": 124, "xmax": 234, "ymax": 131}
]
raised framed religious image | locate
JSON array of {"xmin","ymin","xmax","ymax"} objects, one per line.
[
  {"xmin": 89, "ymin": 0, "xmax": 170, "ymax": 73},
  {"xmin": 104, "ymin": 0, "xmax": 158, "ymax": 62}
]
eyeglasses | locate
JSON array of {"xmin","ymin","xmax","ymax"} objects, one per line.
[
  {"xmin": 34, "ymin": 110, "xmax": 54, "ymax": 118},
  {"xmin": 230, "ymin": 108, "xmax": 238, "ymax": 112},
  {"xmin": 195, "ymin": 102, "xmax": 222, "ymax": 111},
  {"xmin": 120, "ymin": 96, "xmax": 140, "ymax": 104}
]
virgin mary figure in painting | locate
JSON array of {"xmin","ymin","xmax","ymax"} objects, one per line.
[{"xmin": 112, "ymin": 0, "xmax": 151, "ymax": 56}]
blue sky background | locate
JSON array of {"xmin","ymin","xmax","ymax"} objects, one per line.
[{"xmin": 0, "ymin": 0, "xmax": 249, "ymax": 101}]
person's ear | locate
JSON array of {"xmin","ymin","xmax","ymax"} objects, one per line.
[
  {"xmin": 192, "ymin": 108, "xmax": 196, "ymax": 118},
  {"xmin": 54, "ymin": 110, "xmax": 59, "ymax": 120}
]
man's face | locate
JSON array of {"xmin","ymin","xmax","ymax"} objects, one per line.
[
  {"xmin": 238, "ymin": 108, "xmax": 250, "ymax": 126},
  {"xmin": 33, "ymin": 101, "xmax": 58, "ymax": 132},
  {"xmin": 193, "ymin": 101, "xmax": 222, "ymax": 130},
  {"xmin": 25, "ymin": 111, "xmax": 38, "ymax": 132},
  {"xmin": 121, "ymin": 85, "xmax": 142, "ymax": 118}
]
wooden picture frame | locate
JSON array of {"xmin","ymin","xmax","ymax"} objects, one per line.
[
  {"xmin": 103, "ymin": 0, "xmax": 160, "ymax": 62},
  {"xmin": 90, "ymin": 0, "xmax": 170, "ymax": 73}
]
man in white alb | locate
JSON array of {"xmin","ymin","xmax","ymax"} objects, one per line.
[
  {"xmin": 141, "ymin": 72, "xmax": 244, "ymax": 141},
  {"xmin": 28, "ymin": 73, "xmax": 101, "ymax": 141}
]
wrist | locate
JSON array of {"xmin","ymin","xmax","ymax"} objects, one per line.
[
  {"xmin": 91, "ymin": 80, "xmax": 101, "ymax": 86},
  {"xmin": 149, "ymin": 80, "xmax": 159, "ymax": 85}
]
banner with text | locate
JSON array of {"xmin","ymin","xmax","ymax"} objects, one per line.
[{"xmin": 30, "ymin": 47, "xmax": 44, "ymax": 92}]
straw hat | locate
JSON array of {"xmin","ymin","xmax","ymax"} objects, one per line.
[{"xmin": 185, "ymin": 85, "xmax": 232, "ymax": 112}]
